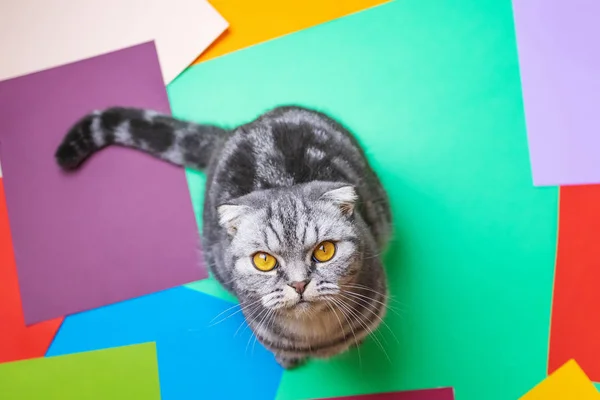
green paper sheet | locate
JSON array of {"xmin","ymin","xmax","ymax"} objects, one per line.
[
  {"xmin": 0, "ymin": 343, "xmax": 161, "ymax": 399},
  {"xmin": 168, "ymin": 0, "xmax": 559, "ymax": 399}
]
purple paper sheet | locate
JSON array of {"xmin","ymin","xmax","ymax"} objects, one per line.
[
  {"xmin": 513, "ymin": 0, "xmax": 600, "ymax": 186},
  {"xmin": 314, "ymin": 387, "xmax": 454, "ymax": 400},
  {"xmin": 0, "ymin": 42, "xmax": 206, "ymax": 325}
]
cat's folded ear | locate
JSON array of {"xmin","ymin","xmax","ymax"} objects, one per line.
[
  {"xmin": 217, "ymin": 204, "xmax": 250, "ymax": 235},
  {"xmin": 319, "ymin": 184, "xmax": 358, "ymax": 216}
]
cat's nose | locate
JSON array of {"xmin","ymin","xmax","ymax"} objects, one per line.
[{"xmin": 289, "ymin": 280, "xmax": 310, "ymax": 294}]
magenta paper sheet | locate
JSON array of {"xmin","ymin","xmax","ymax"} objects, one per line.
[
  {"xmin": 0, "ymin": 42, "xmax": 206, "ymax": 325},
  {"xmin": 513, "ymin": 0, "xmax": 600, "ymax": 186},
  {"xmin": 313, "ymin": 387, "xmax": 455, "ymax": 400}
]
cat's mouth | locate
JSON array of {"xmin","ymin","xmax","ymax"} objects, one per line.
[{"xmin": 281, "ymin": 297, "xmax": 329, "ymax": 315}]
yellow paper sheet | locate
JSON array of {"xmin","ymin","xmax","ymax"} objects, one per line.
[
  {"xmin": 520, "ymin": 360, "xmax": 600, "ymax": 399},
  {"xmin": 195, "ymin": 0, "xmax": 390, "ymax": 63}
]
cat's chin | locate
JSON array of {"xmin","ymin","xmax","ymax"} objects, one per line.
[
  {"xmin": 284, "ymin": 298, "xmax": 328, "ymax": 316},
  {"xmin": 294, "ymin": 300, "xmax": 311, "ymax": 310},
  {"xmin": 286, "ymin": 301, "xmax": 313, "ymax": 318}
]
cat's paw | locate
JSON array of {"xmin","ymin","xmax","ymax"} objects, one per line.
[{"xmin": 275, "ymin": 355, "xmax": 306, "ymax": 370}]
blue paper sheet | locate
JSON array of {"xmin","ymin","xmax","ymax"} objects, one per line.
[{"xmin": 47, "ymin": 287, "xmax": 283, "ymax": 399}]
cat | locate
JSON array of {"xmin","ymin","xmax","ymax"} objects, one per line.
[{"xmin": 55, "ymin": 105, "xmax": 393, "ymax": 369}]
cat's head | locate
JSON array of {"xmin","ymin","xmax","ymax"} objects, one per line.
[{"xmin": 217, "ymin": 181, "xmax": 364, "ymax": 313}]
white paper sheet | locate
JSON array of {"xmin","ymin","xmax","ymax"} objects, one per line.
[{"xmin": 0, "ymin": 0, "xmax": 228, "ymax": 84}]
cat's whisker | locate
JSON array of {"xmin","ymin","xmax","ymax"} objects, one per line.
[
  {"xmin": 361, "ymin": 252, "xmax": 384, "ymax": 260},
  {"xmin": 336, "ymin": 295, "xmax": 389, "ymax": 346},
  {"xmin": 244, "ymin": 331, "xmax": 257, "ymax": 355},
  {"xmin": 258, "ymin": 308, "xmax": 280, "ymax": 355},
  {"xmin": 338, "ymin": 293, "xmax": 400, "ymax": 345},
  {"xmin": 341, "ymin": 283, "xmax": 405, "ymax": 307},
  {"xmin": 264, "ymin": 301, "xmax": 285, "ymax": 309},
  {"xmin": 245, "ymin": 306, "xmax": 271, "ymax": 355},
  {"xmin": 331, "ymin": 297, "xmax": 392, "ymax": 364},
  {"xmin": 251, "ymin": 308, "xmax": 275, "ymax": 355},
  {"xmin": 233, "ymin": 318, "xmax": 250, "ymax": 339},
  {"xmin": 234, "ymin": 302, "xmax": 263, "ymax": 337},
  {"xmin": 343, "ymin": 290, "xmax": 388, "ymax": 308},
  {"xmin": 315, "ymin": 284, "xmax": 340, "ymax": 296},
  {"xmin": 316, "ymin": 281, "xmax": 339, "ymax": 289},
  {"xmin": 262, "ymin": 292, "xmax": 285, "ymax": 308},
  {"xmin": 340, "ymin": 287, "xmax": 393, "ymax": 306},
  {"xmin": 340, "ymin": 282, "xmax": 387, "ymax": 294},
  {"xmin": 326, "ymin": 299, "xmax": 362, "ymax": 368},
  {"xmin": 208, "ymin": 302, "xmax": 242, "ymax": 325},
  {"xmin": 343, "ymin": 290, "xmax": 404, "ymax": 318},
  {"xmin": 331, "ymin": 297, "xmax": 377, "ymax": 349},
  {"xmin": 210, "ymin": 297, "xmax": 264, "ymax": 327}
]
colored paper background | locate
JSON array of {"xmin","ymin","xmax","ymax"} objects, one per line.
[
  {"xmin": 195, "ymin": 0, "xmax": 390, "ymax": 63},
  {"xmin": 47, "ymin": 287, "xmax": 283, "ymax": 400},
  {"xmin": 549, "ymin": 185, "xmax": 600, "ymax": 382},
  {"xmin": 0, "ymin": 42, "xmax": 204, "ymax": 325},
  {"xmin": 512, "ymin": 0, "xmax": 600, "ymax": 186},
  {"xmin": 519, "ymin": 359, "xmax": 600, "ymax": 400},
  {"xmin": 0, "ymin": 343, "xmax": 161, "ymax": 399},
  {"xmin": 0, "ymin": 180, "xmax": 63, "ymax": 363},
  {"xmin": 0, "ymin": 0, "xmax": 227, "ymax": 83},
  {"xmin": 167, "ymin": 1, "xmax": 559, "ymax": 399},
  {"xmin": 315, "ymin": 387, "xmax": 454, "ymax": 400}
]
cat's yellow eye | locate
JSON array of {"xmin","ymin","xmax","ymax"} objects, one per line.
[
  {"xmin": 312, "ymin": 241, "xmax": 336, "ymax": 263},
  {"xmin": 252, "ymin": 252, "xmax": 278, "ymax": 272}
]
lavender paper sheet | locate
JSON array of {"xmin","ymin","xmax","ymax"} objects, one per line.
[
  {"xmin": 513, "ymin": 0, "xmax": 600, "ymax": 186},
  {"xmin": 0, "ymin": 42, "xmax": 206, "ymax": 325}
]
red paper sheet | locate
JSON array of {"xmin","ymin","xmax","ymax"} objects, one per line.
[
  {"xmin": 0, "ymin": 179, "xmax": 63, "ymax": 363},
  {"xmin": 548, "ymin": 185, "xmax": 600, "ymax": 381}
]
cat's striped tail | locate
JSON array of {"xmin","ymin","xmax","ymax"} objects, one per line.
[{"xmin": 55, "ymin": 107, "xmax": 228, "ymax": 170}]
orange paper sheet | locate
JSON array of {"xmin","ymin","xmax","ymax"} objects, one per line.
[
  {"xmin": 0, "ymin": 179, "xmax": 63, "ymax": 363},
  {"xmin": 195, "ymin": 0, "xmax": 390, "ymax": 63},
  {"xmin": 549, "ymin": 186, "xmax": 600, "ymax": 382},
  {"xmin": 520, "ymin": 359, "xmax": 600, "ymax": 399}
]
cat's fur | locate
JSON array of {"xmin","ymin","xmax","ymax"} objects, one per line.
[{"xmin": 55, "ymin": 105, "xmax": 392, "ymax": 368}]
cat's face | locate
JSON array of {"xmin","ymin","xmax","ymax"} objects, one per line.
[{"xmin": 218, "ymin": 182, "xmax": 362, "ymax": 313}]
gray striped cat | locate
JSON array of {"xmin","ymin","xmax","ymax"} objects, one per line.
[{"xmin": 55, "ymin": 105, "xmax": 393, "ymax": 369}]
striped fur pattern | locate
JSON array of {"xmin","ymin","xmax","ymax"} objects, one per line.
[{"xmin": 55, "ymin": 105, "xmax": 393, "ymax": 369}]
